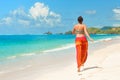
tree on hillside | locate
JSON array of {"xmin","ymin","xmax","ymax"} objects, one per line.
[{"xmin": 87, "ymin": 27, "xmax": 101, "ymax": 34}]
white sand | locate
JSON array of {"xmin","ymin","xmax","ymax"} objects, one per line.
[{"xmin": 36, "ymin": 40, "xmax": 120, "ymax": 80}]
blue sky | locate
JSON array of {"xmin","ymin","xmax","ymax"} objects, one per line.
[{"xmin": 0, "ymin": 0, "xmax": 120, "ymax": 34}]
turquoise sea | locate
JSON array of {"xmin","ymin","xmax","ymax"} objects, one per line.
[{"xmin": 0, "ymin": 34, "xmax": 120, "ymax": 62}]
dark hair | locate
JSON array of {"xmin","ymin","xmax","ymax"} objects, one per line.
[{"xmin": 78, "ymin": 16, "xmax": 83, "ymax": 24}]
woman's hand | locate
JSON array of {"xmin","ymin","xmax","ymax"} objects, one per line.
[{"xmin": 89, "ymin": 38, "xmax": 94, "ymax": 42}]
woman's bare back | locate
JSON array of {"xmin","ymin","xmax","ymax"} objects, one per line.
[{"xmin": 74, "ymin": 24, "xmax": 85, "ymax": 37}]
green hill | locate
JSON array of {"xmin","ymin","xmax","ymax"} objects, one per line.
[
  {"xmin": 88, "ymin": 26, "xmax": 120, "ymax": 34},
  {"xmin": 64, "ymin": 26, "xmax": 120, "ymax": 34}
]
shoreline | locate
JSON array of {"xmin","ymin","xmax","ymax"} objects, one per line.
[
  {"xmin": 0, "ymin": 35, "xmax": 119, "ymax": 61},
  {"xmin": 0, "ymin": 37, "xmax": 120, "ymax": 80}
]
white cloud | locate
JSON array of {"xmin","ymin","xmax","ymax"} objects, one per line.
[
  {"xmin": 29, "ymin": 2, "xmax": 49, "ymax": 20},
  {"xmin": 0, "ymin": 17, "xmax": 12, "ymax": 25},
  {"xmin": 29, "ymin": 2, "xmax": 61, "ymax": 26},
  {"xmin": 113, "ymin": 8, "xmax": 120, "ymax": 14},
  {"xmin": 49, "ymin": 11, "xmax": 60, "ymax": 17},
  {"xmin": 113, "ymin": 8, "xmax": 120, "ymax": 20},
  {"xmin": 11, "ymin": 8, "xmax": 27, "ymax": 17},
  {"xmin": 113, "ymin": 23, "xmax": 120, "ymax": 27},
  {"xmin": 85, "ymin": 10, "xmax": 96, "ymax": 15},
  {"xmin": 0, "ymin": 2, "xmax": 61, "ymax": 27},
  {"xmin": 18, "ymin": 19, "xmax": 30, "ymax": 26}
]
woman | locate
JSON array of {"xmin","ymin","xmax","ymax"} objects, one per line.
[{"xmin": 72, "ymin": 16, "xmax": 93, "ymax": 72}]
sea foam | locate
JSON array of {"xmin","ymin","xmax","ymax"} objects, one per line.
[{"xmin": 43, "ymin": 44, "xmax": 75, "ymax": 53}]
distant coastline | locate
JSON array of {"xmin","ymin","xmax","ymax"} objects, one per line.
[
  {"xmin": 44, "ymin": 26, "xmax": 120, "ymax": 35},
  {"xmin": 0, "ymin": 26, "xmax": 120, "ymax": 35}
]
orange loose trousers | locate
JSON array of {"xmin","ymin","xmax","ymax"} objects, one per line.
[{"xmin": 75, "ymin": 36, "xmax": 88, "ymax": 68}]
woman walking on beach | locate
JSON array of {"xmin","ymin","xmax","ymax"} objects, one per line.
[{"xmin": 72, "ymin": 16, "xmax": 93, "ymax": 72}]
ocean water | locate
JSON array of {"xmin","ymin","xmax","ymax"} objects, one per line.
[{"xmin": 0, "ymin": 34, "xmax": 120, "ymax": 61}]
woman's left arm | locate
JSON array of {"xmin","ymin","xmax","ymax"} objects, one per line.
[{"xmin": 72, "ymin": 26, "xmax": 76, "ymax": 34}]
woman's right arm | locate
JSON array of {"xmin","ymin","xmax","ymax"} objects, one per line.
[{"xmin": 72, "ymin": 26, "xmax": 76, "ymax": 34}]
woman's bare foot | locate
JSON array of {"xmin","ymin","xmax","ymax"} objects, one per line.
[
  {"xmin": 78, "ymin": 69, "xmax": 80, "ymax": 72},
  {"xmin": 77, "ymin": 67, "xmax": 80, "ymax": 72}
]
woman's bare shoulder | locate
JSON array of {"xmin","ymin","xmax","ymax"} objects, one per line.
[
  {"xmin": 82, "ymin": 24, "xmax": 87, "ymax": 27},
  {"xmin": 74, "ymin": 24, "xmax": 78, "ymax": 28}
]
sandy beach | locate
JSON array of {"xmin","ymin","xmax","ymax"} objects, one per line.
[
  {"xmin": 38, "ymin": 38, "xmax": 120, "ymax": 80},
  {"xmin": 0, "ymin": 38, "xmax": 120, "ymax": 80}
]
